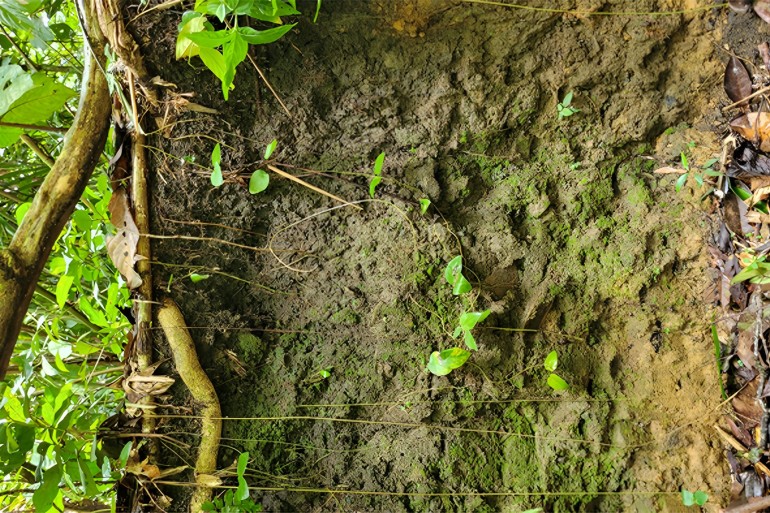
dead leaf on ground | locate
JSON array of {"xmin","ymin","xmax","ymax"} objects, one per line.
[
  {"xmin": 731, "ymin": 112, "xmax": 770, "ymax": 152},
  {"xmin": 107, "ymin": 188, "xmax": 143, "ymax": 289},
  {"xmin": 732, "ymin": 377, "xmax": 763, "ymax": 428},
  {"xmin": 724, "ymin": 56, "xmax": 752, "ymax": 106}
]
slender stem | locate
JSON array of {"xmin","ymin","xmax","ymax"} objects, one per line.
[
  {"xmin": 20, "ymin": 135, "xmax": 55, "ymax": 167},
  {"xmin": 0, "ymin": 121, "xmax": 68, "ymax": 134},
  {"xmin": 267, "ymin": 164, "xmax": 362, "ymax": 210},
  {"xmin": 0, "ymin": 27, "xmax": 37, "ymax": 72}
]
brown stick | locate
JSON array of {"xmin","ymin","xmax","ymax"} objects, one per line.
[
  {"xmin": 267, "ymin": 164, "xmax": 362, "ymax": 210},
  {"xmin": 0, "ymin": 121, "xmax": 68, "ymax": 134},
  {"xmin": 723, "ymin": 495, "xmax": 770, "ymax": 513},
  {"xmin": 0, "ymin": 0, "xmax": 111, "ymax": 379}
]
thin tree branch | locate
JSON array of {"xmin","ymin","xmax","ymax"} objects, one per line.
[
  {"xmin": 0, "ymin": 121, "xmax": 68, "ymax": 134},
  {"xmin": 0, "ymin": 27, "xmax": 37, "ymax": 73},
  {"xmin": 20, "ymin": 135, "xmax": 55, "ymax": 167}
]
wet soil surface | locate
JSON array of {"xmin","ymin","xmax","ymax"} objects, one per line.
[{"xmin": 133, "ymin": 1, "xmax": 731, "ymax": 511}]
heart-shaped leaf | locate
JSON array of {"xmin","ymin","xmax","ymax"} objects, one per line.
[
  {"xmin": 427, "ymin": 348, "xmax": 470, "ymax": 376},
  {"xmin": 544, "ymin": 350, "xmax": 558, "ymax": 371},
  {"xmin": 249, "ymin": 169, "xmax": 269, "ymax": 194}
]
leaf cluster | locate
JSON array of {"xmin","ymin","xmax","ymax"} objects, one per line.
[
  {"xmin": 427, "ymin": 256, "xmax": 490, "ymax": 376},
  {"xmin": 177, "ymin": 0, "xmax": 320, "ymax": 100}
]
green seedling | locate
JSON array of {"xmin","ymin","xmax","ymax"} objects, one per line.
[
  {"xmin": 427, "ymin": 256, "xmax": 490, "ymax": 376},
  {"xmin": 453, "ymin": 310, "xmax": 490, "ymax": 350},
  {"xmin": 674, "ymin": 152, "xmax": 720, "ymax": 192},
  {"xmin": 211, "ymin": 143, "xmax": 223, "ymax": 186},
  {"xmin": 369, "ymin": 151, "xmax": 385, "ymax": 198},
  {"xmin": 202, "ymin": 452, "xmax": 262, "ymax": 512},
  {"xmin": 557, "ymin": 91, "xmax": 580, "ymax": 119},
  {"xmin": 249, "ymin": 139, "xmax": 277, "ymax": 194},
  {"xmin": 681, "ymin": 489, "xmax": 708, "ymax": 507},
  {"xmin": 544, "ymin": 350, "xmax": 569, "ymax": 391},
  {"xmin": 190, "ymin": 273, "xmax": 210, "ymax": 283},
  {"xmin": 419, "ymin": 198, "xmax": 431, "ymax": 214}
]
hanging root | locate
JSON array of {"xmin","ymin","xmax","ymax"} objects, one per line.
[{"xmin": 158, "ymin": 298, "xmax": 221, "ymax": 512}]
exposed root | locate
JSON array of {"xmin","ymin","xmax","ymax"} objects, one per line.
[{"xmin": 158, "ymin": 299, "xmax": 221, "ymax": 512}]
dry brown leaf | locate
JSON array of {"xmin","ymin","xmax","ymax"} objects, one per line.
[
  {"xmin": 653, "ymin": 166, "xmax": 684, "ymax": 175},
  {"xmin": 107, "ymin": 188, "xmax": 143, "ymax": 289},
  {"xmin": 731, "ymin": 112, "xmax": 770, "ymax": 152},
  {"xmin": 732, "ymin": 377, "xmax": 763, "ymax": 428},
  {"xmin": 750, "ymin": 185, "xmax": 770, "ymax": 207}
]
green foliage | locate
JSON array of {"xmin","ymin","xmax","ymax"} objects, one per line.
[
  {"xmin": 732, "ymin": 253, "xmax": 770, "ymax": 285},
  {"xmin": 557, "ymin": 91, "xmax": 579, "ymax": 120},
  {"xmin": 427, "ymin": 256, "xmax": 490, "ymax": 376},
  {"xmin": 249, "ymin": 169, "xmax": 269, "ymax": 194},
  {"xmin": 0, "ymin": 62, "xmax": 76, "ymax": 147},
  {"xmin": 681, "ymin": 489, "xmax": 708, "ymax": 507},
  {"xmin": 544, "ymin": 350, "xmax": 569, "ymax": 391},
  {"xmin": 0, "ymin": 1, "xmax": 129, "ymax": 509},
  {"xmin": 419, "ymin": 198, "xmax": 431, "ymax": 214},
  {"xmin": 176, "ymin": 0, "xmax": 319, "ymax": 100},
  {"xmin": 202, "ymin": 451, "xmax": 263, "ymax": 512},
  {"xmin": 369, "ymin": 151, "xmax": 385, "ymax": 198}
]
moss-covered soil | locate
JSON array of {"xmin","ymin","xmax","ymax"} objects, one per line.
[{"xmin": 132, "ymin": 0, "xmax": 730, "ymax": 510}]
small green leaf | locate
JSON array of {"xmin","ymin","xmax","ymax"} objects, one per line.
[
  {"xmin": 72, "ymin": 210, "xmax": 91, "ymax": 232},
  {"xmin": 55, "ymin": 274, "xmax": 74, "ymax": 309},
  {"xmin": 419, "ymin": 198, "xmax": 431, "ymax": 214},
  {"xmin": 693, "ymin": 490, "xmax": 708, "ymax": 506},
  {"xmin": 547, "ymin": 373, "xmax": 569, "ymax": 391},
  {"xmin": 427, "ymin": 348, "xmax": 471, "ymax": 376},
  {"xmin": 453, "ymin": 275, "xmax": 472, "ymax": 296},
  {"xmin": 694, "ymin": 174, "xmax": 703, "ymax": 187},
  {"xmin": 118, "ymin": 441, "xmax": 132, "ymax": 468},
  {"xmin": 544, "ymin": 350, "xmax": 558, "ymax": 372},
  {"xmin": 703, "ymin": 158, "xmax": 719, "ymax": 168},
  {"xmin": 681, "ymin": 489, "xmax": 694, "ymax": 507},
  {"xmin": 680, "ymin": 152, "xmax": 689, "ymax": 171},
  {"xmin": 249, "ymin": 169, "xmax": 270, "ymax": 194},
  {"xmin": 236, "ymin": 24, "xmax": 296, "ymax": 45},
  {"xmin": 675, "ymin": 172, "xmax": 688, "ymax": 192},
  {"xmin": 190, "ymin": 273, "xmax": 210, "ymax": 283},
  {"xmin": 562, "ymin": 91, "xmax": 573, "ymax": 107},
  {"xmin": 14, "ymin": 202, "xmax": 31, "ymax": 225},
  {"xmin": 264, "ymin": 139, "xmax": 278, "ymax": 159},
  {"xmin": 236, "ymin": 451, "xmax": 250, "ymax": 501},
  {"xmin": 33, "ymin": 465, "xmax": 63, "ymax": 512},
  {"xmin": 369, "ymin": 152, "xmax": 385, "ymax": 198},
  {"xmin": 319, "ymin": 369, "xmax": 331, "ymax": 378},
  {"xmin": 444, "ymin": 255, "xmax": 463, "ymax": 285},
  {"xmin": 463, "ymin": 330, "xmax": 477, "ymax": 351},
  {"xmin": 211, "ymin": 143, "xmax": 223, "ymax": 187},
  {"xmin": 458, "ymin": 310, "xmax": 490, "ymax": 331}
]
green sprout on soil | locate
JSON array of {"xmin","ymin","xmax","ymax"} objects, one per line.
[
  {"xmin": 681, "ymin": 489, "xmax": 708, "ymax": 507},
  {"xmin": 249, "ymin": 139, "xmax": 275, "ymax": 194},
  {"xmin": 427, "ymin": 256, "xmax": 490, "ymax": 376},
  {"xmin": 202, "ymin": 452, "xmax": 262, "ymax": 512},
  {"xmin": 544, "ymin": 350, "xmax": 569, "ymax": 391},
  {"xmin": 674, "ymin": 150, "xmax": 720, "ymax": 193},
  {"xmin": 369, "ymin": 151, "xmax": 385, "ymax": 198},
  {"xmin": 211, "ymin": 142, "xmax": 223, "ymax": 186},
  {"xmin": 419, "ymin": 198, "xmax": 431, "ymax": 214},
  {"xmin": 557, "ymin": 91, "xmax": 580, "ymax": 119}
]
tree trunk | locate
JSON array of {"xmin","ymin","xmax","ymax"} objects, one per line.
[{"xmin": 0, "ymin": 0, "xmax": 111, "ymax": 379}]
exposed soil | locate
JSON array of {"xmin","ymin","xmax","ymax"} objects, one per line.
[{"xmin": 131, "ymin": 1, "xmax": 732, "ymax": 511}]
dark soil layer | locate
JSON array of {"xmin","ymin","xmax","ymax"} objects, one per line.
[{"xmin": 134, "ymin": 1, "xmax": 729, "ymax": 511}]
